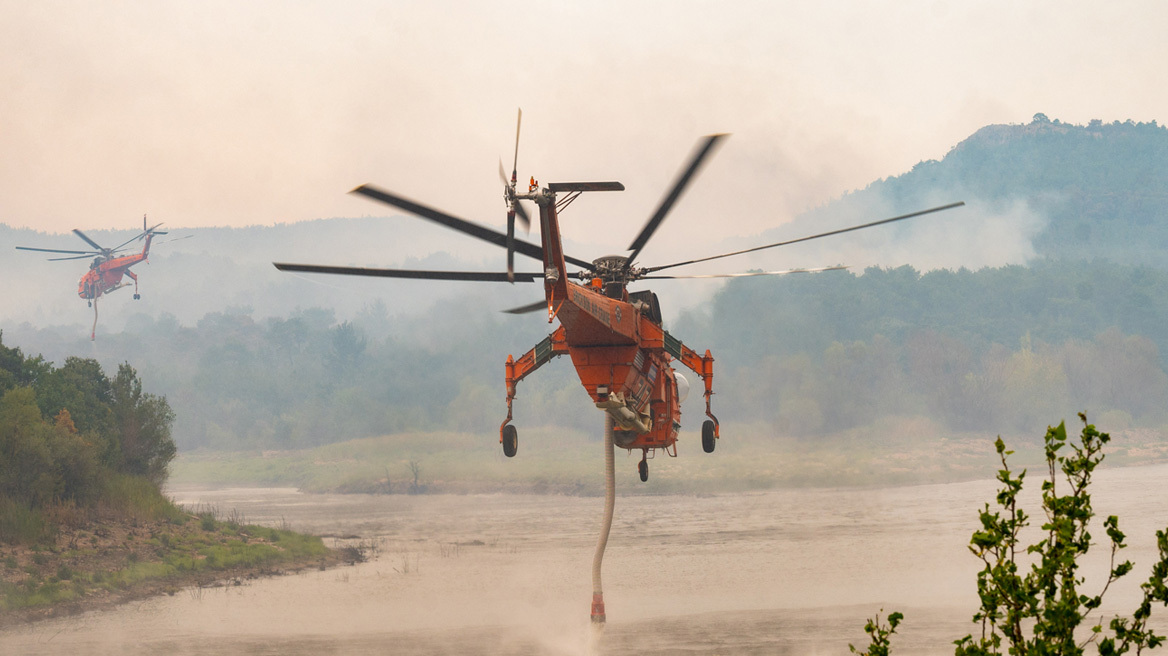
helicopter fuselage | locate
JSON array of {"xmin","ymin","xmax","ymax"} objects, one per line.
[
  {"xmin": 272, "ymin": 131, "xmax": 961, "ymax": 478},
  {"xmin": 77, "ymin": 234, "xmax": 153, "ymax": 300},
  {"xmin": 502, "ymin": 188, "xmax": 718, "ymax": 458}
]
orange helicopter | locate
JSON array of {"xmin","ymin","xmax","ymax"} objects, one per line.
[
  {"xmin": 16, "ymin": 216, "xmax": 176, "ymax": 340},
  {"xmin": 275, "ymin": 117, "xmax": 963, "ymax": 481}
]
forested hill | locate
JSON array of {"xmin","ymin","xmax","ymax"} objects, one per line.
[
  {"xmin": 769, "ymin": 115, "xmax": 1168, "ymax": 267},
  {"xmin": 5, "ymin": 116, "xmax": 1168, "ymax": 451}
]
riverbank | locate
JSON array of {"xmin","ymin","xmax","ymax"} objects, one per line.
[{"xmin": 0, "ymin": 504, "xmax": 350, "ymax": 627}]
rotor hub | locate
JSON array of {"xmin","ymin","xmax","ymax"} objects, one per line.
[{"xmin": 591, "ymin": 255, "xmax": 632, "ymax": 284}]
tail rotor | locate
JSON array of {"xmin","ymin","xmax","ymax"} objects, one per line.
[{"xmin": 500, "ymin": 108, "xmax": 530, "ymax": 283}]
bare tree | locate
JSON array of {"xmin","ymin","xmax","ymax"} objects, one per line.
[{"xmin": 407, "ymin": 460, "xmax": 423, "ymax": 495}]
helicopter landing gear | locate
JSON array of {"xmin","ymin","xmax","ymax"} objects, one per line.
[
  {"xmin": 502, "ymin": 424, "xmax": 518, "ymax": 458},
  {"xmin": 87, "ymin": 300, "xmax": 92, "ymax": 307},
  {"xmin": 638, "ymin": 452, "xmax": 648, "ymax": 482},
  {"xmin": 702, "ymin": 420, "xmax": 716, "ymax": 453},
  {"xmin": 133, "ymin": 293, "xmax": 140, "ymax": 300}
]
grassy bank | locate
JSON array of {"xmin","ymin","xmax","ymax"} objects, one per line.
[
  {"xmin": 170, "ymin": 416, "xmax": 1168, "ymax": 495},
  {"xmin": 0, "ymin": 479, "xmax": 337, "ymax": 624}
]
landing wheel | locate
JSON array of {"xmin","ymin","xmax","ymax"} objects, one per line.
[
  {"xmin": 638, "ymin": 457, "xmax": 648, "ymax": 482},
  {"xmin": 133, "ymin": 293, "xmax": 140, "ymax": 300},
  {"xmin": 702, "ymin": 420, "xmax": 716, "ymax": 453},
  {"xmin": 87, "ymin": 301, "xmax": 92, "ymax": 307},
  {"xmin": 502, "ymin": 424, "xmax": 518, "ymax": 458}
]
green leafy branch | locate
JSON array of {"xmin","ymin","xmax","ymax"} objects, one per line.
[{"xmin": 855, "ymin": 414, "xmax": 1168, "ymax": 655}]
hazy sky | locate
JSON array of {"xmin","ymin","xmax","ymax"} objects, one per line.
[{"xmin": 2, "ymin": 0, "xmax": 1165, "ymax": 258}]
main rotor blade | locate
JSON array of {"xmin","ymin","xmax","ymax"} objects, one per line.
[
  {"xmin": 547, "ymin": 182, "xmax": 625, "ymax": 192},
  {"xmin": 351, "ymin": 184, "xmax": 542, "ymax": 261},
  {"xmin": 642, "ymin": 265, "xmax": 849, "ymax": 279},
  {"xmin": 273, "ymin": 262, "xmax": 542, "ymax": 282},
  {"xmin": 48, "ymin": 254, "xmax": 102, "ymax": 261},
  {"xmin": 626, "ymin": 133, "xmax": 727, "ymax": 265},
  {"xmin": 15, "ymin": 246, "xmax": 98, "ymax": 255},
  {"xmin": 72, "ymin": 229, "xmax": 105, "ymax": 251},
  {"xmin": 502, "ymin": 299, "xmax": 548, "ymax": 315},
  {"xmin": 350, "ymin": 184, "xmax": 594, "ymax": 271},
  {"xmin": 643, "ymin": 202, "xmax": 966, "ymax": 275}
]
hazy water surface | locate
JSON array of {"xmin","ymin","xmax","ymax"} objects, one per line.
[{"xmin": 3, "ymin": 463, "xmax": 1168, "ymax": 655}]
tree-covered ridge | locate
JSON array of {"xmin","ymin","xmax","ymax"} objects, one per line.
[
  {"xmin": 917, "ymin": 114, "xmax": 1166, "ymax": 201},
  {"xmin": 0, "ymin": 331, "xmax": 175, "ymax": 540},
  {"xmin": 678, "ymin": 260, "xmax": 1168, "ymax": 435},
  {"xmin": 912, "ymin": 115, "xmax": 1167, "ymax": 258},
  {"xmin": 780, "ymin": 115, "xmax": 1168, "ymax": 266},
  {"xmin": 686, "ymin": 259, "xmax": 1168, "ymax": 367}
]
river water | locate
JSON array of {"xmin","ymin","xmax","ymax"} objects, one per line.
[{"xmin": 3, "ymin": 463, "xmax": 1168, "ymax": 654}]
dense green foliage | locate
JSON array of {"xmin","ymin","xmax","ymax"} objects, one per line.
[
  {"xmin": 681, "ymin": 259, "xmax": 1168, "ymax": 436},
  {"xmin": 853, "ymin": 417, "xmax": 1168, "ymax": 654},
  {"xmin": 685, "ymin": 260, "xmax": 1168, "ymax": 365},
  {"xmin": 0, "ymin": 331, "xmax": 176, "ymax": 543}
]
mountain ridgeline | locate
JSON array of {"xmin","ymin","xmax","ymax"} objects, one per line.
[
  {"xmin": 774, "ymin": 114, "xmax": 1168, "ymax": 267},
  {"xmin": 3, "ymin": 116, "xmax": 1168, "ymax": 451}
]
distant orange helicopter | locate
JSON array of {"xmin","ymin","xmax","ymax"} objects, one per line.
[
  {"xmin": 16, "ymin": 216, "xmax": 179, "ymax": 340},
  {"xmin": 275, "ymin": 117, "xmax": 963, "ymax": 482}
]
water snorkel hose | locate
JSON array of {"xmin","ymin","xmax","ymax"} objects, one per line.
[{"xmin": 591, "ymin": 415, "xmax": 616, "ymax": 623}]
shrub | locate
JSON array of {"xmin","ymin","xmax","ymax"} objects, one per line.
[
  {"xmin": 200, "ymin": 513, "xmax": 216, "ymax": 532},
  {"xmin": 853, "ymin": 415, "xmax": 1168, "ymax": 654},
  {"xmin": 0, "ymin": 496, "xmax": 49, "ymax": 545},
  {"xmin": 102, "ymin": 474, "xmax": 185, "ymax": 523}
]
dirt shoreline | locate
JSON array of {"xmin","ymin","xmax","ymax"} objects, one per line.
[
  {"xmin": 1, "ymin": 557, "xmax": 343, "ymax": 629},
  {"xmin": 0, "ymin": 511, "xmax": 353, "ymax": 629}
]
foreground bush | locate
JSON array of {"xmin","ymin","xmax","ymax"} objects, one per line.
[{"xmin": 852, "ymin": 415, "xmax": 1168, "ymax": 654}]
